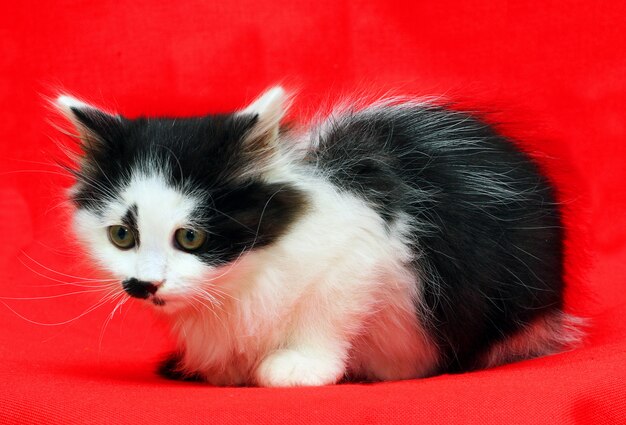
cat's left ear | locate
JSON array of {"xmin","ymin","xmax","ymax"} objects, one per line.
[
  {"xmin": 54, "ymin": 95, "xmax": 125, "ymax": 153},
  {"xmin": 238, "ymin": 86, "xmax": 290, "ymax": 149}
]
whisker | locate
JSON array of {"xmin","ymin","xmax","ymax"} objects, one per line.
[
  {"xmin": 194, "ymin": 285, "xmax": 223, "ymax": 303},
  {"xmin": 190, "ymin": 293, "xmax": 227, "ymax": 330},
  {"xmin": 191, "ymin": 286, "xmax": 223, "ymax": 308},
  {"xmin": 19, "ymin": 257, "xmax": 116, "ymax": 287},
  {"xmin": 36, "ymin": 240, "xmax": 84, "ymax": 257},
  {"xmin": 20, "ymin": 252, "xmax": 110, "ymax": 281},
  {"xmin": 26, "ymin": 282, "xmax": 113, "ymax": 289},
  {"xmin": 43, "ymin": 198, "xmax": 76, "ymax": 215},
  {"xmin": 98, "ymin": 293, "xmax": 128, "ymax": 352},
  {"xmin": 203, "ymin": 247, "xmax": 249, "ymax": 287},
  {"xmin": 0, "ymin": 169, "xmax": 73, "ymax": 178},
  {"xmin": 204, "ymin": 284, "xmax": 240, "ymax": 303},
  {"xmin": 6, "ymin": 158, "xmax": 71, "ymax": 168},
  {"xmin": 0, "ymin": 288, "xmax": 110, "ymax": 301},
  {"xmin": 0, "ymin": 292, "xmax": 114, "ymax": 327},
  {"xmin": 186, "ymin": 298, "xmax": 202, "ymax": 315},
  {"xmin": 74, "ymin": 171, "xmax": 119, "ymax": 200}
]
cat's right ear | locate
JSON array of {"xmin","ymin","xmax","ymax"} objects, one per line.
[
  {"xmin": 237, "ymin": 87, "xmax": 290, "ymax": 150},
  {"xmin": 54, "ymin": 95, "xmax": 125, "ymax": 152}
]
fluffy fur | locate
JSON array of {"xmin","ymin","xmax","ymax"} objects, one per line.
[{"xmin": 56, "ymin": 87, "xmax": 582, "ymax": 387}]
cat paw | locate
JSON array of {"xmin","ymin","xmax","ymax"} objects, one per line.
[
  {"xmin": 255, "ymin": 349, "xmax": 344, "ymax": 387},
  {"xmin": 157, "ymin": 352, "xmax": 203, "ymax": 382}
]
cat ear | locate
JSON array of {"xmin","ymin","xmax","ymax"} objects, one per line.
[
  {"xmin": 238, "ymin": 86, "xmax": 289, "ymax": 149},
  {"xmin": 54, "ymin": 95, "xmax": 124, "ymax": 151}
]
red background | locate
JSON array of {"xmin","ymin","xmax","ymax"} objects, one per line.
[{"xmin": 1, "ymin": 1, "xmax": 626, "ymax": 423}]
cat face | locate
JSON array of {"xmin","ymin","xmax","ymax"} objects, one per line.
[
  {"xmin": 57, "ymin": 88, "xmax": 307, "ymax": 311},
  {"xmin": 73, "ymin": 172, "xmax": 215, "ymax": 309}
]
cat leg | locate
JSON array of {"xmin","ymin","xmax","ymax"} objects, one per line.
[
  {"xmin": 255, "ymin": 274, "xmax": 375, "ymax": 387},
  {"xmin": 255, "ymin": 345, "xmax": 347, "ymax": 387}
]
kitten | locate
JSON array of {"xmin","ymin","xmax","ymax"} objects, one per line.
[{"xmin": 55, "ymin": 87, "xmax": 582, "ymax": 387}]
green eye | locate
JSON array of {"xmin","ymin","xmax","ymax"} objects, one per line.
[
  {"xmin": 174, "ymin": 228, "xmax": 207, "ymax": 252},
  {"xmin": 108, "ymin": 225, "xmax": 136, "ymax": 250}
]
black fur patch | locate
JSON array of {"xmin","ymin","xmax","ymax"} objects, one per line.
[
  {"xmin": 312, "ymin": 106, "xmax": 564, "ymax": 372},
  {"xmin": 121, "ymin": 204, "xmax": 139, "ymax": 246},
  {"xmin": 70, "ymin": 111, "xmax": 308, "ymax": 265},
  {"xmin": 158, "ymin": 353, "xmax": 204, "ymax": 382}
]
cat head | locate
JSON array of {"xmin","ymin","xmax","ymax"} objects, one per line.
[{"xmin": 56, "ymin": 87, "xmax": 307, "ymax": 312}]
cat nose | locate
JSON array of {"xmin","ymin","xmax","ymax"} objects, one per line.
[{"xmin": 122, "ymin": 278, "xmax": 160, "ymax": 299}]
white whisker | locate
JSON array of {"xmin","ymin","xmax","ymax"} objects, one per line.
[
  {"xmin": 0, "ymin": 288, "xmax": 110, "ymax": 301},
  {"xmin": 20, "ymin": 252, "xmax": 109, "ymax": 281},
  {"xmin": 0, "ymin": 292, "xmax": 114, "ymax": 327},
  {"xmin": 0, "ymin": 169, "xmax": 73, "ymax": 178},
  {"xmin": 29, "ymin": 281, "xmax": 115, "ymax": 289},
  {"xmin": 98, "ymin": 293, "xmax": 128, "ymax": 353}
]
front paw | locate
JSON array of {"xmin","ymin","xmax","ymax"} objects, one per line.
[
  {"xmin": 255, "ymin": 349, "xmax": 344, "ymax": 387},
  {"xmin": 157, "ymin": 352, "xmax": 203, "ymax": 382}
]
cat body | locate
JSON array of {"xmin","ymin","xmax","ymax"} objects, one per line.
[{"xmin": 57, "ymin": 87, "xmax": 581, "ymax": 386}]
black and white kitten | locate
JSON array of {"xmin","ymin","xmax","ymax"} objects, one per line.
[{"xmin": 56, "ymin": 87, "xmax": 582, "ymax": 386}]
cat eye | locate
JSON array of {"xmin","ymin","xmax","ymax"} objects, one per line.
[
  {"xmin": 108, "ymin": 225, "xmax": 136, "ymax": 250},
  {"xmin": 174, "ymin": 228, "xmax": 207, "ymax": 252}
]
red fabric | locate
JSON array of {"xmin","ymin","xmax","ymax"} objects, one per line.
[{"xmin": 1, "ymin": 1, "xmax": 626, "ymax": 423}]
